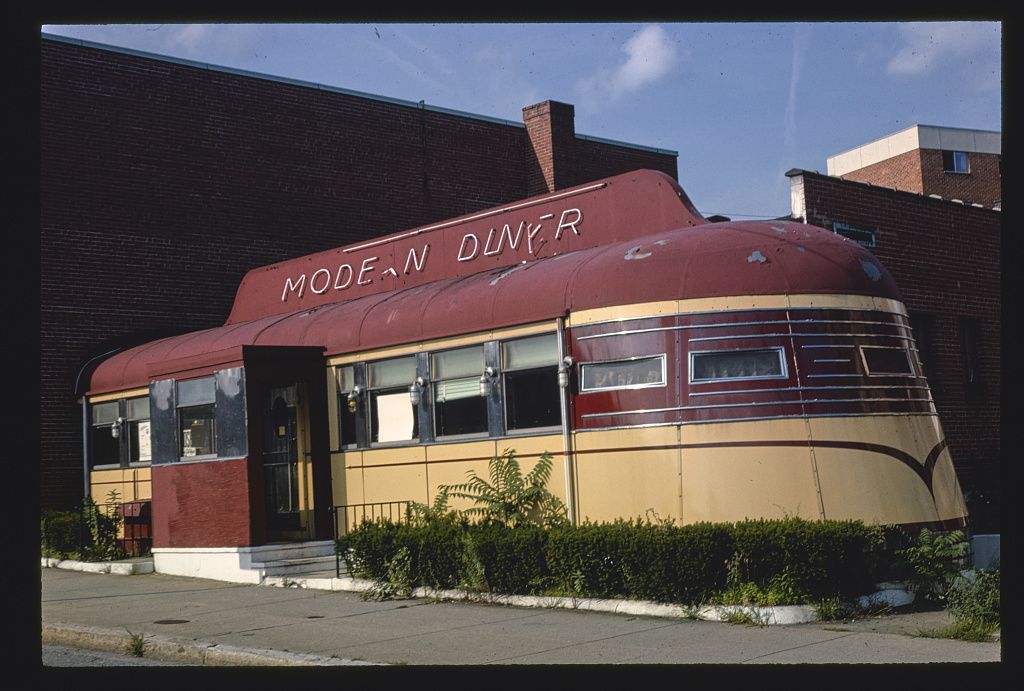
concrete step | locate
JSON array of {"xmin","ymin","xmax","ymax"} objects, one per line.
[
  {"xmin": 254, "ymin": 555, "xmax": 340, "ymax": 578},
  {"xmin": 244, "ymin": 540, "xmax": 335, "ymax": 564}
]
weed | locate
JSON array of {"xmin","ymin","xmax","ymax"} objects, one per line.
[
  {"xmin": 898, "ymin": 528, "xmax": 969, "ymax": 605},
  {"xmin": 916, "ymin": 620, "xmax": 999, "ymax": 642},
  {"xmin": 125, "ymin": 629, "xmax": 150, "ymax": 657},
  {"xmin": 721, "ymin": 607, "xmax": 768, "ymax": 627}
]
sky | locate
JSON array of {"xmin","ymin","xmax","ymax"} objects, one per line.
[{"xmin": 40, "ymin": 22, "xmax": 1002, "ymax": 220}]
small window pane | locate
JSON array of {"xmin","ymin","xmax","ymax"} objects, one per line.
[
  {"xmin": 129, "ymin": 420, "xmax": 152, "ymax": 463},
  {"xmin": 861, "ymin": 347, "xmax": 914, "ymax": 375},
  {"xmin": 503, "ymin": 334, "xmax": 558, "ymax": 370},
  {"xmin": 370, "ymin": 388, "xmax": 418, "ymax": 443},
  {"xmin": 436, "ymin": 394, "xmax": 488, "ymax": 437},
  {"xmin": 179, "ymin": 403, "xmax": 216, "ymax": 457},
  {"xmin": 90, "ymin": 424, "xmax": 120, "ymax": 467},
  {"xmin": 177, "ymin": 377, "xmax": 215, "ymax": 406},
  {"xmin": 505, "ymin": 366, "xmax": 560, "ymax": 430},
  {"xmin": 432, "ymin": 346, "xmax": 484, "ymax": 380},
  {"xmin": 92, "ymin": 401, "xmax": 119, "ymax": 425},
  {"xmin": 434, "ymin": 376, "xmax": 480, "ymax": 402},
  {"xmin": 337, "ymin": 365, "xmax": 355, "ymax": 392},
  {"xmin": 691, "ymin": 349, "xmax": 784, "ymax": 382},
  {"xmin": 126, "ymin": 397, "xmax": 150, "ymax": 420},
  {"xmin": 368, "ymin": 357, "xmax": 416, "ymax": 389},
  {"xmin": 581, "ymin": 356, "xmax": 665, "ymax": 391}
]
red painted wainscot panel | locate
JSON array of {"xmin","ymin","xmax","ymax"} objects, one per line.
[{"xmin": 151, "ymin": 457, "xmax": 253, "ymax": 548}]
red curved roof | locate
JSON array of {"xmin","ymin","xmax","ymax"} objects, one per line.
[{"xmin": 88, "ymin": 218, "xmax": 900, "ymax": 395}]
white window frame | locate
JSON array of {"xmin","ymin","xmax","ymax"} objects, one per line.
[{"xmin": 579, "ymin": 354, "xmax": 667, "ymax": 393}]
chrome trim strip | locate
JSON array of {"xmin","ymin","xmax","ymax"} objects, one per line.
[
  {"xmin": 578, "ymin": 318, "xmax": 909, "ymax": 341},
  {"xmin": 574, "ymin": 305, "xmax": 907, "ymax": 329},
  {"xmin": 582, "ymin": 396, "xmax": 935, "ymax": 418},
  {"xmin": 577, "ymin": 411, "xmax": 939, "ymax": 431},
  {"xmin": 688, "ymin": 384, "xmax": 933, "ymax": 397},
  {"xmin": 801, "ymin": 344, "xmax": 856, "ymax": 349},
  {"xmin": 807, "ymin": 373, "xmax": 923, "ymax": 379},
  {"xmin": 813, "ymin": 358, "xmax": 851, "ymax": 363},
  {"xmin": 689, "ymin": 333, "xmax": 914, "ymax": 343}
]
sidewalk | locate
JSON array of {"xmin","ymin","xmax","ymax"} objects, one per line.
[{"xmin": 40, "ymin": 566, "xmax": 1000, "ymax": 666}]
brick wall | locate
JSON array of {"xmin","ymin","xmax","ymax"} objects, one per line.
[
  {"xmin": 839, "ymin": 149, "xmax": 1001, "ymax": 207},
  {"xmin": 40, "ymin": 37, "xmax": 677, "ymax": 508},
  {"xmin": 839, "ymin": 149, "xmax": 925, "ymax": 194},
  {"xmin": 791, "ymin": 171, "xmax": 1001, "ymax": 529}
]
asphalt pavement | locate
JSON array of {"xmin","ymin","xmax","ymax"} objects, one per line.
[{"xmin": 38, "ymin": 566, "xmax": 1001, "ymax": 667}]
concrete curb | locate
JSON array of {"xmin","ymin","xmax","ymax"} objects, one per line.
[
  {"xmin": 264, "ymin": 574, "xmax": 912, "ymax": 626},
  {"xmin": 42, "ymin": 622, "xmax": 384, "ymax": 666},
  {"xmin": 42, "ymin": 557, "xmax": 154, "ymax": 575}
]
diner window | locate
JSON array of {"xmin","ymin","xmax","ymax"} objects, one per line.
[
  {"xmin": 942, "ymin": 150, "xmax": 970, "ymax": 174},
  {"xmin": 177, "ymin": 377, "xmax": 216, "ymax": 458},
  {"xmin": 90, "ymin": 401, "xmax": 121, "ymax": 468},
  {"xmin": 126, "ymin": 396, "xmax": 151, "ymax": 464},
  {"xmin": 581, "ymin": 355, "xmax": 666, "ymax": 392},
  {"xmin": 432, "ymin": 346, "xmax": 488, "ymax": 437},
  {"xmin": 336, "ymin": 365, "xmax": 360, "ymax": 448},
  {"xmin": 690, "ymin": 348, "xmax": 785, "ymax": 383},
  {"xmin": 368, "ymin": 357, "xmax": 418, "ymax": 444},
  {"xmin": 860, "ymin": 346, "xmax": 914, "ymax": 376},
  {"xmin": 502, "ymin": 334, "xmax": 561, "ymax": 430}
]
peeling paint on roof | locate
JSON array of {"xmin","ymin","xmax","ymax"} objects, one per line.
[
  {"xmin": 747, "ymin": 250, "xmax": 768, "ymax": 264},
  {"xmin": 624, "ymin": 245, "xmax": 653, "ymax": 260},
  {"xmin": 860, "ymin": 259, "xmax": 882, "ymax": 281}
]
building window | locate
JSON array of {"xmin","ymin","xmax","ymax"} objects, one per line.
[
  {"xmin": 860, "ymin": 346, "xmax": 915, "ymax": 376},
  {"xmin": 177, "ymin": 377, "xmax": 216, "ymax": 458},
  {"xmin": 831, "ymin": 221, "xmax": 876, "ymax": 248},
  {"xmin": 690, "ymin": 348, "xmax": 785, "ymax": 383},
  {"xmin": 581, "ymin": 354, "xmax": 667, "ymax": 392},
  {"xmin": 960, "ymin": 318, "xmax": 984, "ymax": 400},
  {"xmin": 942, "ymin": 150, "xmax": 970, "ymax": 174},
  {"xmin": 126, "ymin": 396, "xmax": 151, "ymax": 464},
  {"xmin": 908, "ymin": 313, "xmax": 939, "ymax": 394},
  {"xmin": 432, "ymin": 346, "xmax": 488, "ymax": 437},
  {"xmin": 502, "ymin": 334, "xmax": 560, "ymax": 431},
  {"xmin": 367, "ymin": 357, "xmax": 418, "ymax": 444},
  {"xmin": 336, "ymin": 365, "xmax": 360, "ymax": 448},
  {"xmin": 90, "ymin": 401, "xmax": 121, "ymax": 468}
]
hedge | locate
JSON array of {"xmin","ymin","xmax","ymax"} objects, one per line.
[{"xmin": 339, "ymin": 516, "xmax": 887, "ymax": 605}]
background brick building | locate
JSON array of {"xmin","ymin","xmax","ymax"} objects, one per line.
[
  {"xmin": 40, "ymin": 34, "xmax": 678, "ymax": 509},
  {"xmin": 826, "ymin": 124, "xmax": 1001, "ymax": 208},
  {"xmin": 788, "ymin": 163, "xmax": 1001, "ymax": 532}
]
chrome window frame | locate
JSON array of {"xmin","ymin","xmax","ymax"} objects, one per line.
[
  {"xmin": 859, "ymin": 345, "xmax": 916, "ymax": 377},
  {"xmin": 578, "ymin": 354, "xmax": 667, "ymax": 394},
  {"xmin": 688, "ymin": 346, "xmax": 788, "ymax": 385}
]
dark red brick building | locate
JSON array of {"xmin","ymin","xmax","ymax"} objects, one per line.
[
  {"xmin": 787, "ymin": 168, "xmax": 1001, "ymax": 531},
  {"xmin": 40, "ymin": 33, "xmax": 678, "ymax": 509}
]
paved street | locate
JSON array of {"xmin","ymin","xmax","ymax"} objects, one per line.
[{"xmin": 40, "ymin": 568, "xmax": 1000, "ymax": 666}]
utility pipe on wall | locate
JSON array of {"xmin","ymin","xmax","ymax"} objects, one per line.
[{"xmin": 556, "ymin": 317, "xmax": 577, "ymax": 526}]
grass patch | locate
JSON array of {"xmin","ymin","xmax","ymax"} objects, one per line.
[
  {"xmin": 125, "ymin": 629, "xmax": 150, "ymax": 657},
  {"xmin": 916, "ymin": 620, "xmax": 999, "ymax": 642}
]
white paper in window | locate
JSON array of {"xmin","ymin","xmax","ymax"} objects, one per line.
[
  {"xmin": 137, "ymin": 421, "xmax": 152, "ymax": 462},
  {"xmin": 375, "ymin": 392, "xmax": 415, "ymax": 443}
]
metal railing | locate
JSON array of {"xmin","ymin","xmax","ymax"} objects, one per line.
[
  {"xmin": 43, "ymin": 501, "xmax": 153, "ymax": 561},
  {"xmin": 329, "ymin": 501, "xmax": 411, "ymax": 577}
]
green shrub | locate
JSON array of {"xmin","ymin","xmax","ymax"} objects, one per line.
[
  {"xmin": 465, "ymin": 521, "xmax": 551, "ymax": 594},
  {"xmin": 620, "ymin": 521, "xmax": 733, "ymax": 604},
  {"xmin": 41, "ymin": 510, "xmax": 81, "ymax": 558},
  {"xmin": 946, "ymin": 569, "xmax": 999, "ymax": 630},
  {"xmin": 728, "ymin": 518, "xmax": 874, "ymax": 602},
  {"xmin": 898, "ymin": 528, "xmax": 969, "ymax": 605},
  {"xmin": 547, "ymin": 521, "xmax": 632, "ymax": 598}
]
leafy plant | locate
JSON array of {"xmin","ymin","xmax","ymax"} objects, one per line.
[
  {"xmin": 125, "ymin": 629, "xmax": 150, "ymax": 657},
  {"xmin": 41, "ymin": 509, "xmax": 81, "ymax": 559},
  {"xmin": 80, "ymin": 491, "xmax": 127, "ymax": 562},
  {"xmin": 898, "ymin": 528, "xmax": 969, "ymax": 605},
  {"xmin": 363, "ymin": 545, "xmax": 414, "ymax": 601},
  {"xmin": 945, "ymin": 569, "xmax": 999, "ymax": 634},
  {"xmin": 440, "ymin": 449, "xmax": 568, "ymax": 528}
]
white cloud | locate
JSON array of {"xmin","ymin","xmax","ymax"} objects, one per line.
[
  {"xmin": 577, "ymin": 25, "xmax": 678, "ymax": 107},
  {"xmin": 887, "ymin": 22, "xmax": 999, "ymax": 76}
]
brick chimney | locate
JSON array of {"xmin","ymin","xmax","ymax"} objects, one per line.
[{"xmin": 523, "ymin": 100, "xmax": 577, "ymax": 196}]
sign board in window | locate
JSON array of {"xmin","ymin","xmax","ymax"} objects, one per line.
[{"xmin": 136, "ymin": 420, "xmax": 152, "ymax": 462}]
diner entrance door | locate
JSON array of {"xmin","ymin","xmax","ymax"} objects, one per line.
[{"xmin": 263, "ymin": 384, "xmax": 312, "ymax": 540}]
